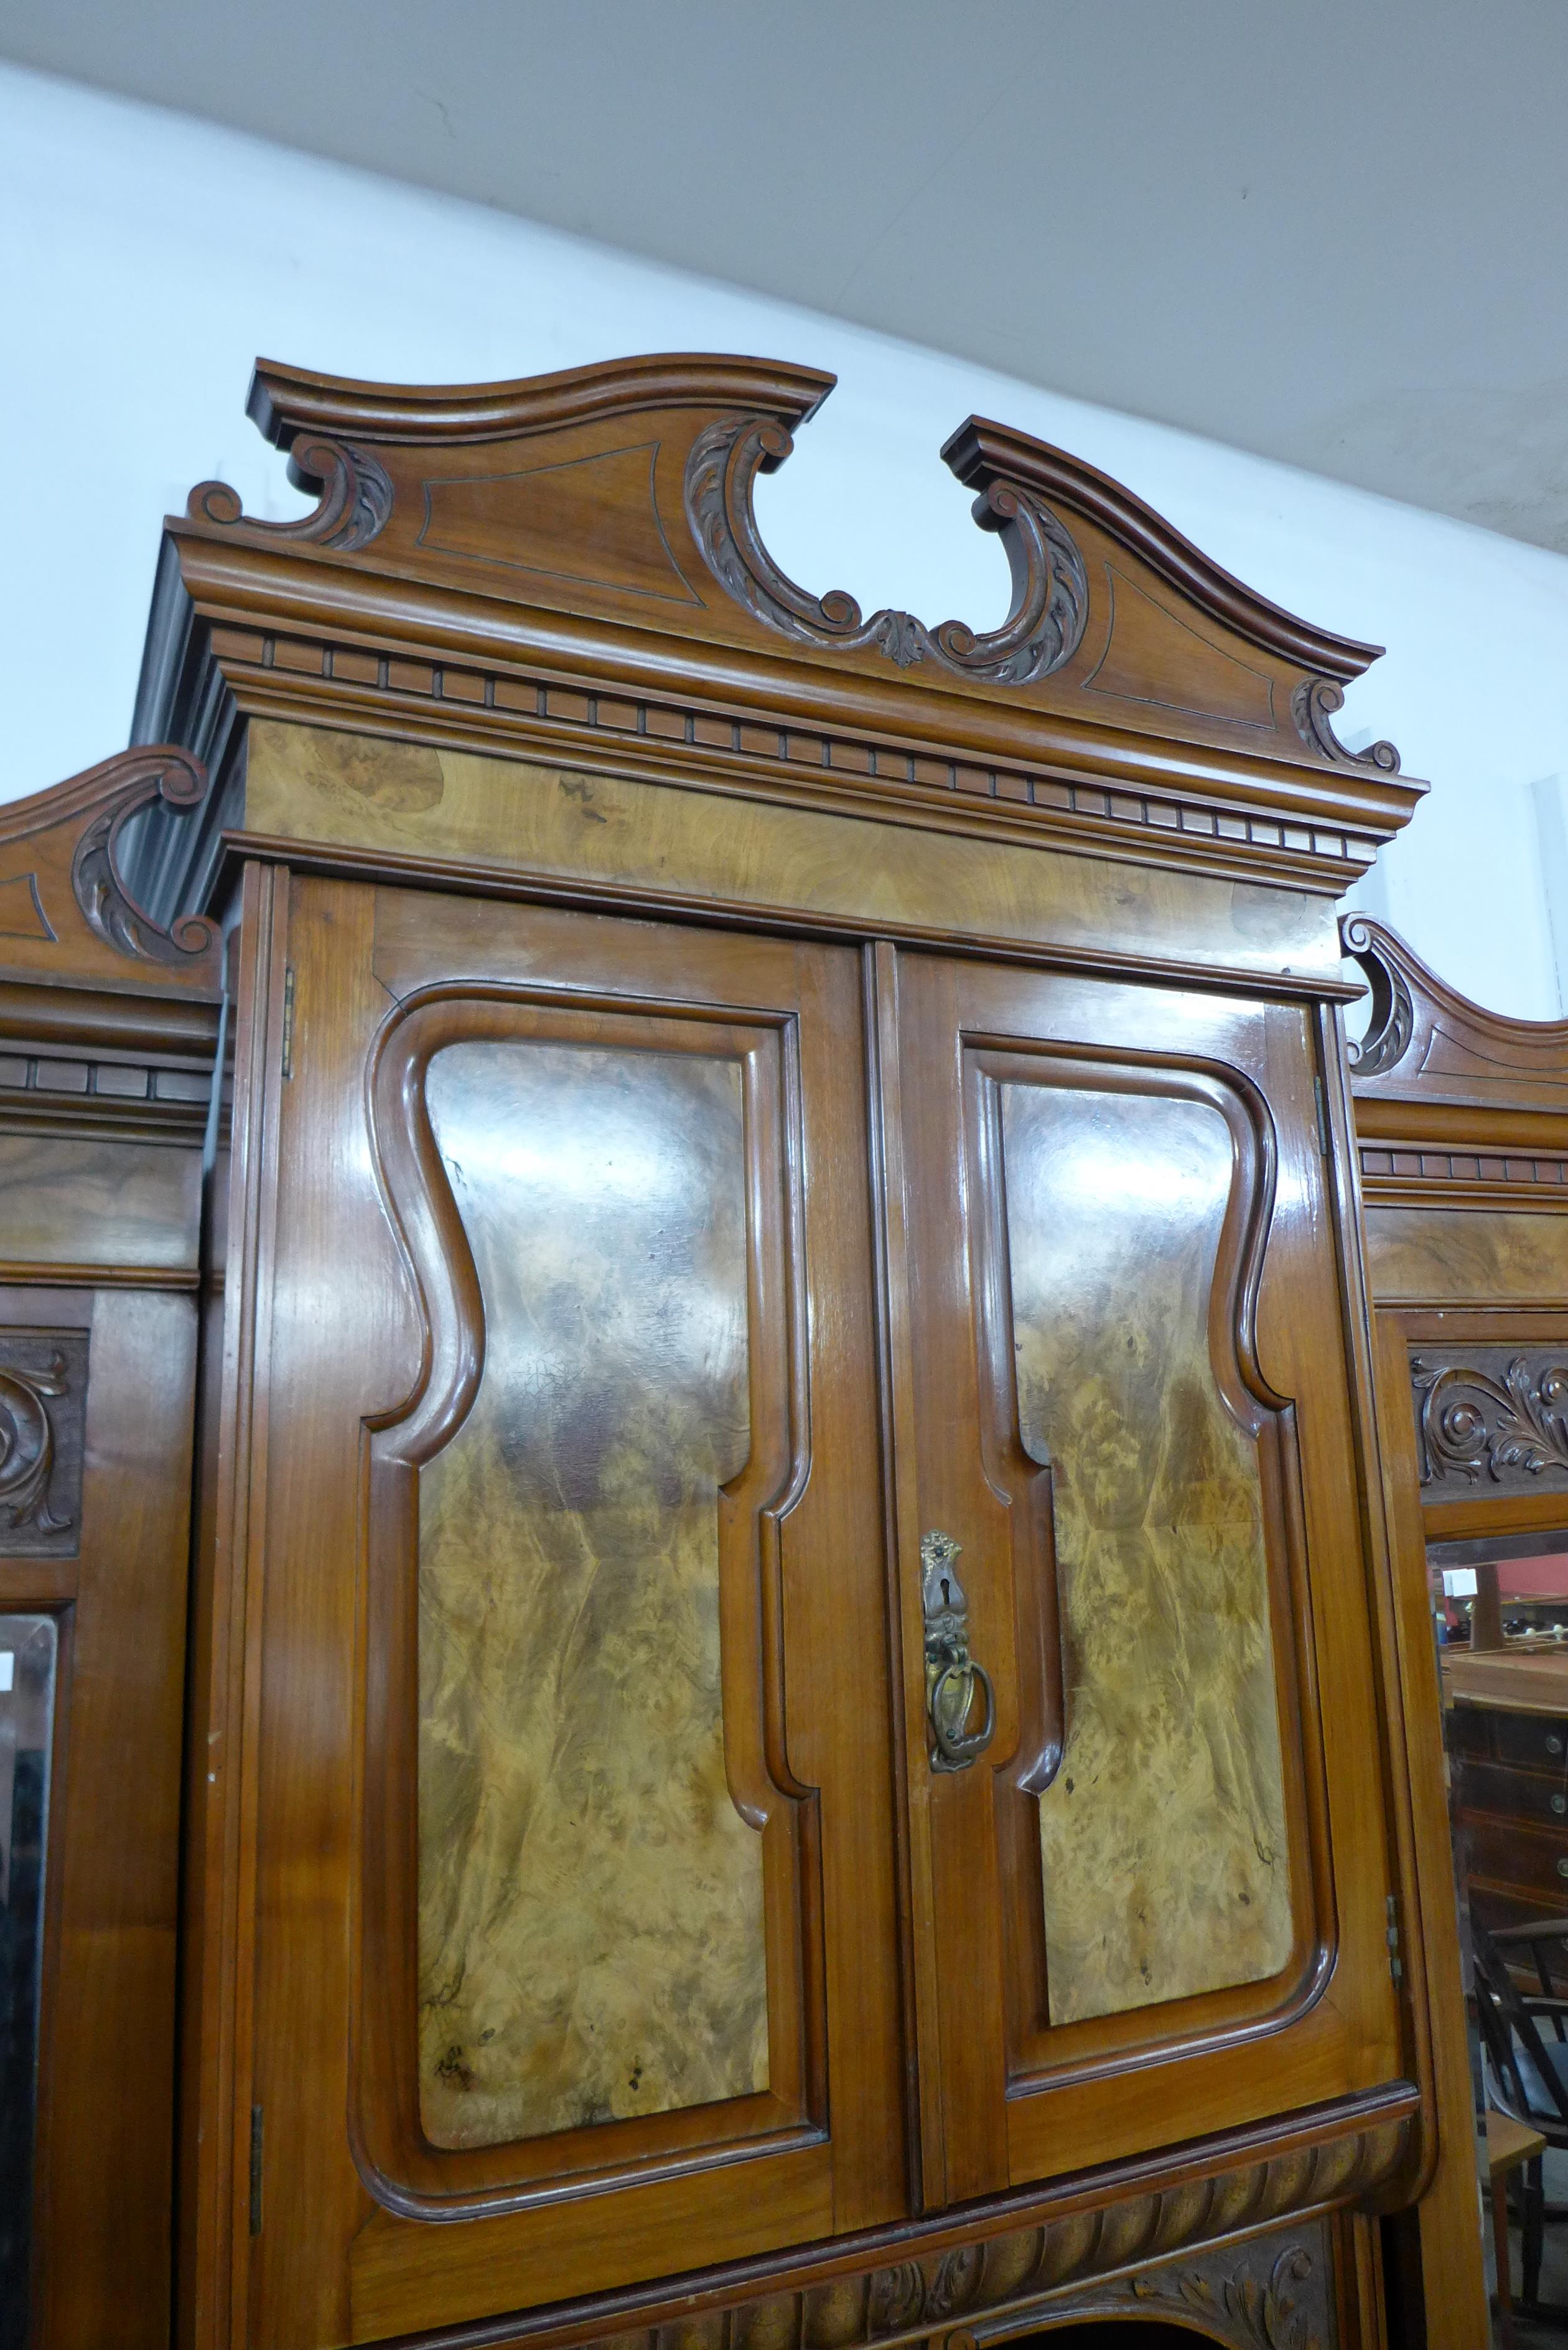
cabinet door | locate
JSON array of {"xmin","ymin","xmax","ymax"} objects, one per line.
[
  {"xmin": 232, "ymin": 881, "xmax": 904, "ymax": 2345},
  {"xmin": 878, "ymin": 949, "xmax": 1402, "ymax": 2207}
]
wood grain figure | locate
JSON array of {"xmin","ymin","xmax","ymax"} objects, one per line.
[{"xmin": 0, "ymin": 355, "xmax": 1472, "ymax": 2348}]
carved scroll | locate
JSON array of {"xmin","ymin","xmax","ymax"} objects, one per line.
[
  {"xmin": 69, "ymin": 747, "xmax": 218, "ymax": 965},
  {"xmin": 0, "ymin": 1333, "xmax": 88, "ymax": 1557},
  {"xmin": 1412, "ymin": 1349, "xmax": 1568, "ymax": 1489},
  {"xmin": 1293, "ymin": 677, "xmax": 1401, "ymax": 775},
  {"xmin": 562, "ymin": 2112, "xmax": 1407, "ymax": 2350},
  {"xmin": 684, "ymin": 414, "xmax": 1089, "ymax": 685},
  {"xmin": 0, "ymin": 745, "xmax": 220, "ymax": 985},
  {"xmin": 1055, "ymin": 2228, "xmax": 1333, "ymax": 2349},
  {"xmin": 1340, "ymin": 914, "xmax": 1416, "ymax": 1077},
  {"xmin": 187, "ymin": 433, "xmax": 393, "ymax": 553}
]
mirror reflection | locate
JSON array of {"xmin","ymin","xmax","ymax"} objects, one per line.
[
  {"xmin": 0, "ymin": 1614, "xmax": 56, "ymax": 2350},
  {"xmin": 1432, "ymin": 1529, "xmax": 1568, "ymax": 2339}
]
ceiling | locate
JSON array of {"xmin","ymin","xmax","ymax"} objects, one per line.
[{"xmin": 6, "ymin": 0, "xmax": 1567, "ymax": 554}]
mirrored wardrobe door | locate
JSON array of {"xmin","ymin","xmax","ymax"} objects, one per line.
[
  {"xmin": 880, "ymin": 948, "xmax": 1403, "ymax": 2205},
  {"xmin": 0, "ymin": 1285, "xmax": 194, "ymax": 2350}
]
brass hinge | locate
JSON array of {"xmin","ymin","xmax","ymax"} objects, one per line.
[
  {"xmin": 281, "ymin": 967, "xmax": 296, "ymax": 1081},
  {"xmin": 1386, "ymin": 1893, "xmax": 1404, "ymax": 1985},
  {"xmin": 249, "ymin": 2104, "xmax": 264, "ymax": 2235}
]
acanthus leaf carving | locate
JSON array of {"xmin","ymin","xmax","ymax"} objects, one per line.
[
  {"xmin": 1127, "ymin": 2237, "xmax": 1325, "ymax": 2350},
  {"xmin": 1412, "ymin": 1349, "xmax": 1568, "ymax": 1486},
  {"xmin": 922, "ymin": 2244, "xmax": 984, "ymax": 2321},
  {"xmin": 69, "ymin": 747, "xmax": 218, "ymax": 966},
  {"xmin": 1293, "ymin": 676, "xmax": 1401, "ymax": 774},
  {"xmin": 1341, "ymin": 913, "xmax": 1416, "ymax": 1076},
  {"xmin": 0, "ymin": 1354, "xmax": 71, "ymax": 1536},
  {"xmin": 562, "ymin": 2110, "xmax": 1406, "ymax": 2350},
  {"xmin": 684, "ymin": 414, "xmax": 1089, "ymax": 687},
  {"xmin": 188, "ymin": 432, "xmax": 393, "ymax": 553},
  {"xmin": 866, "ymin": 2263, "xmax": 924, "ymax": 2334}
]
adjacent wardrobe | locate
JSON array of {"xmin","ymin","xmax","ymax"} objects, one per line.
[{"xmin": 0, "ymin": 353, "xmax": 1486, "ymax": 2347}]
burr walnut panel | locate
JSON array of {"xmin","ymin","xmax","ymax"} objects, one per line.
[
  {"xmin": 416, "ymin": 1039, "xmax": 768, "ymax": 2146},
  {"xmin": 241, "ymin": 723, "xmax": 1347, "ymax": 984},
  {"xmin": 998, "ymin": 1080, "xmax": 1291, "ymax": 2023},
  {"xmin": 1361, "ymin": 1205, "xmax": 1568, "ymax": 1305}
]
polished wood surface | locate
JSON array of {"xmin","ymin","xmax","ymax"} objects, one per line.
[
  {"xmin": 1488, "ymin": 2107, "xmax": 1544, "ymax": 2350},
  {"xmin": 0, "ymin": 749, "xmax": 219, "ymax": 2343},
  {"xmin": 138, "ymin": 356, "xmax": 1423, "ymax": 934},
  {"xmin": 240, "ymin": 724, "xmax": 1350, "ymax": 988},
  {"xmin": 216, "ymin": 882, "xmax": 902, "ymax": 2338},
  {"xmin": 889, "ymin": 952, "xmax": 1401, "ymax": 2215},
  {"xmin": 1444, "ymin": 1662, "xmax": 1568, "ymax": 1944},
  {"xmin": 98, "ymin": 356, "xmax": 1447, "ymax": 2348},
  {"xmin": 1346, "ymin": 916, "xmax": 1568, "ymax": 2349}
]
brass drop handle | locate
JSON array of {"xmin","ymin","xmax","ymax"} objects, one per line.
[{"xmin": 921, "ymin": 1530, "xmax": 997, "ymax": 1773}]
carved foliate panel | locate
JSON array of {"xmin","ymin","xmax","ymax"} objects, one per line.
[
  {"xmin": 1410, "ymin": 1346, "xmax": 1568, "ymax": 1489},
  {"xmin": 1013, "ymin": 2216, "xmax": 1337, "ymax": 2348},
  {"xmin": 0, "ymin": 1331, "xmax": 88, "ymax": 1557},
  {"xmin": 569, "ymin": 2130, "xmax": 1399, "ymax": 2350}
]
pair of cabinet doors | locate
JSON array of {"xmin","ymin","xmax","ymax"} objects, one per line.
[{"xmin": 229, "ymin": 873, "xmax": 1400, "ymax": 2345}]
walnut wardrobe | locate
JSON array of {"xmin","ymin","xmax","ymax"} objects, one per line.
[
  {"xmin": 1348, "ymin": 915, "xmax": 1568, "ymax": 2329},
  {"xmin": 0, "ymin": 355, "xmax": 1482, "ymax": 2348}
]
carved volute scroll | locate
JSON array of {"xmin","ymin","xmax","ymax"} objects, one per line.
[
  {"xmin": 188, "ymin": 433, "xmax": 393, "ymax": 553},
  {"xmin": 1342, "ymin": 915, "xmax": 1417, "ymax": 1079},
  {"xmin": 1345, "ymin": 915, "xmax": 1568, "ymax": 1215},
  {"xmin": 0, "ymin": 745, "xmax": 222, "ymax": 993},
  {"xmin": 0, "ymin": 1331, "xmax": 88, "ymax": 1557},
  {"xmin": 1294, "ymin": 677, "xmax": 1401, "ymax": 774},
  {"xmin": 1411, "ymin": 1350, "xmax": 1568, "ymax": 1489},
  {"xmin": 1344, "ymin": 914, "xmax": 1568, "ymax": 1104}
]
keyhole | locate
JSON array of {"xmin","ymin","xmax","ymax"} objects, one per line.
[{"xmin": 940, "ymin": 1576, "xmax": 952, "ymax": 1608}]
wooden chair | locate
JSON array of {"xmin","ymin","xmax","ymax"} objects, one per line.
[
  {"xmin": 1472, "ymin": 1917, "xmax": 1568, "ymax": 2324},
  {"xmin": 1490, "ymin": 2111, "xmax": 1548, "ymax": 2348}
]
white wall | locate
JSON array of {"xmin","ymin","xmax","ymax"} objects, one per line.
[{"xmin": 5, "ymin": 62, "xmax": 1567, "ymax": 1015}]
